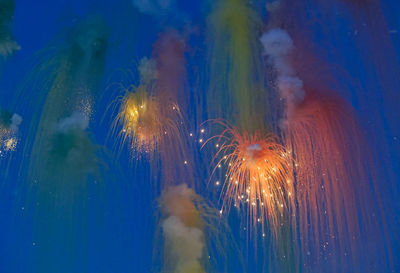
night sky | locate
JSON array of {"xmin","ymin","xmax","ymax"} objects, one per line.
[{"xmin": 0, "ymin": 0, "xmax": 399, "ymax": 272}]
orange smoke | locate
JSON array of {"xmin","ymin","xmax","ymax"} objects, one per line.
[
  {"xmin": 153, "ymin": 29, "xmax": 187, "ymax": 107},
  {"xmin": 151, "ymin": 29, "xmax": 195, "ymax": 189}
]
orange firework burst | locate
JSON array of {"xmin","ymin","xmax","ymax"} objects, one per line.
[
  {"xmin": 112, "ymin": 86, "xmax": 181, "ymax": 158},
  {"xmin": 205, "ymin": 120, "xmax": 294, "ymax": 235}
]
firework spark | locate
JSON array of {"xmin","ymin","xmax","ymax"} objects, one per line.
[
  {"xmin": 260, "ymin": 24, "xmax": 378, "ymax": 270},
  {"xmin": 0, "ymin": 111, "xmax": 22, "ymax": 155},
  {"xmin": 113, "ymin": 88, "xmax": 161, "ymax": 155},
  {"xmin": 282, "ymin": 91, "xmax": 374, "ymax": 268},
  {"xmin": 112, "ymin": 86, "xmax": 181, "ymax": 159},
  {"xmin": 204, "ymin": 120, "xmax": 294, "ymax": 236}
]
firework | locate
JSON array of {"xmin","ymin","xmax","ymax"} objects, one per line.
[
  {"xmin": 0, "ymin": 110, "xmax": 22, "ymax": 155},
  {"xmin": 111, "ymin": 30, "xmax": 197, "ymax": 190},
  {"xmin": 112, "ymin": 30, "xmax": 186, "ymax": 160},
  {"xmin": 111, "ymin": 81, "xmax": 184, "ymax": 159},
  {"xmin": 204, "ymin": 120, "xmax": 294, "ymax": 236},
  {"xmin": 283, "ymin": 92, "xmax": 366, "ymax": 265},
  {"xmin": 261, "ymin": 19, "xmax": 389, "ymax": 270},
  {"xmin": 113, "ymin": 88, "xmax": 162, "ymax": 156}
]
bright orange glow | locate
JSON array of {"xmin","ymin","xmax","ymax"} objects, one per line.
[{"xmin": 205, "ymin": 120, "xmax": 294, "ymax": 236}]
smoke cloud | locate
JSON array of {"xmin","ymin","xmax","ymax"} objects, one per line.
[
  {"xmin": 260, "ymin": 28, "xmax": 305, "ymax": 116},
  {"xmin": 138, "ymin": 57, "xmax": 158, "ymax": 84},
  {"xmin": 0, "ymin": 40, "xmax": 20, "ymax": 57},
  {"xmin": 160, "ymin": 184, "xmax": 206, "ymax": 273},
  {"xmin": 10, "ymin": 113, "xmax": 22, "ymax": 132},
  {"xmin": 56, "ymin": 111, "xmax": 89, "ymax": 133},
  {"xmin": 162, "ymin": 216, "xmax": 205, "ymax": 273}
]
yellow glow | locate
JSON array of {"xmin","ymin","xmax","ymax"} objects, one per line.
[
  {"xmin": 113, "ymin": 89, "xmax": 161, "ymax": 155},
  {"xmin": 0, "ymin": 124, "xmax": 18, "ymax": 153},
  {"xmin": 112, "ymin": 87, "xmax": 182, "ymax": 160},
  {"xmin": 4, "ymin": 137, "xmax": 17, "ymax": 151}
]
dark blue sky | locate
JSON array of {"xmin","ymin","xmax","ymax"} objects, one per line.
[{"xmin": 0, "ymin": 0, "xmax": 399, "ymax": 272}]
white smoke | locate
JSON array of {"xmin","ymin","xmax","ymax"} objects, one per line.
[
  {"xmin": 138, "ymin": 57, "xmax": 158, "ymax": 83},
  {"xmin": 161, "ymin": 184, "xmax": 206, "ymax": 273},
  {"xmin": 260, "ymin": 28, "xmax": 305, "ymax": 107},
  {"xmin": 0, "ymin": 40, "xmax": 21, "ymax": 57},
  {"xmin": 56, "ymin": 111, "xmax": 89, "ymax": 133},
  {"xmin": 162, "ymin": 216, "xmax": 205, "ymax": 273},
  {"xmin": 132, "ymin": 0, "xmax": 176, "ymax": 16},
  {"xmin": 247, "ymin": 143, "xmax": 261, "ymax": 151},
  {"xmin": 10, "ymin": 113, "xmax": 22, "ymax": 132}
]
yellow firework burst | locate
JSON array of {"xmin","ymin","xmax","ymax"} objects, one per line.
[{"xmin": 112, "ymin": 86, "xmax": 181, "ymax": 159}]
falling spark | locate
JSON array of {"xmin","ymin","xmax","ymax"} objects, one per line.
[{"xmin": 204, "ymin": 120, "xmax": 294, "ymax": 235}]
